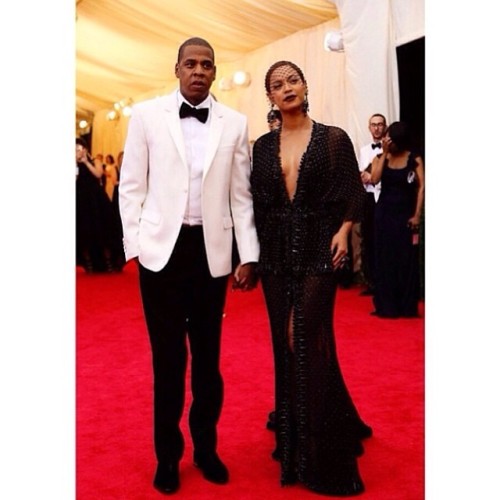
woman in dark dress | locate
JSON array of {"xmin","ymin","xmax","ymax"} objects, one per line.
[
  {"xmin": 75, "ymin": 137, "xmax": 113, "ymax": 272},
  {"xmin": 370, "ymin": 122, "xmax": 425, "ymax": 318},
  {"xmin": 103, "ymin": 153, "xmax": 126, "ymax": 270},
  {"xmin": 251, "ymin": 61, "xmax": 371, "ymax": 496}
]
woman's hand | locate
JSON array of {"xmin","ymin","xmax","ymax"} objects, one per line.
[
  {"xmin": 407, "ymin": 216, "xmax": 420, "ymax": 231},
  {"xmin": 330, "ymin": 231, "xmax": 350, "ymax": 270},
  {"xmin": 360, "ymin": 170, "xmax": 372, "ymax": 185},
  {"xmin": 381, "ymin": 135, "xmax": 392, "ymax": 153}
]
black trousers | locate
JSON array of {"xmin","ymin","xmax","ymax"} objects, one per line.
[{"xmin": 139, "ymin": 225, "xmax": 229, "ymax": 464}]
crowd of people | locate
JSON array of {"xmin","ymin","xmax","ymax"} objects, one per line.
[
  {"xmin": 75, "ymin": 140, "xmax": 125, "ymax": 273},
  {"xmin": 78, "ymin": 36, "xmax": 424, "ymax": 497}
]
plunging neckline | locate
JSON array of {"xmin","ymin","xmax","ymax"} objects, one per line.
[{"xmin": 277, "ymin": 121, "xmax": 316, "ymax": 204}]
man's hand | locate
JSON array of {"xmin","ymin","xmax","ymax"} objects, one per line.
[{"xmin": 232, "ymin": 262, "xmax": 258, "ymax": 291}]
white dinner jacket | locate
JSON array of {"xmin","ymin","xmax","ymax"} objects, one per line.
[{"xmin": 119, "ymin": 91, "xmax": 259, "ymax": 276}]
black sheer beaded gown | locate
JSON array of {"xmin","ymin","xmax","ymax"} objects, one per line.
[{"xmin": 251, "ymin": 122, "xmax": 372, "ymax": 496}]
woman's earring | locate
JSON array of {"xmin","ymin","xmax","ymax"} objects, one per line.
[{"xmin": 302, "ymin": 93, "xmax": 309, "ymax": 114}]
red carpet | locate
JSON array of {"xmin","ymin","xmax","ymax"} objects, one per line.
[{"xmin": 77, "ymin": 262, "xmax": 424, "ymax": 499}]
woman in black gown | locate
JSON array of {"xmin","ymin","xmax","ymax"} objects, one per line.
[
  {"xmin": 370, "ymin": 122, "xmax": 425, "ymax": 318},
  {"xmin": 75, "ymin": 138, "xmax": 113, "ymax": 272},
  {"xmin": 251, "ymin": 61, "xmax": 372, "ymax": 496}
]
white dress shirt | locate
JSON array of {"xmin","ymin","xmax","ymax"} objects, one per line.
[
  {"xmin": 359, "ymin": 141, "xmax": 382, "ymax": 202},
  {"xmin": 177, "ymin": 91, "xmax": 212, "ymax": 225}
]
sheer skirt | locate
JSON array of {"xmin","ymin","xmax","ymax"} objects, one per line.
[{"xmin": 261, "ymin": 272, "xmax": 370, "ymax": 496}]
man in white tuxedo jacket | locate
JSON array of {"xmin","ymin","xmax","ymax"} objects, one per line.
[{"xmin": 119, "ymin": 37, "xmax": 259, "ymax": 495}]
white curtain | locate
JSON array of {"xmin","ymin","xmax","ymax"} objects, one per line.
[{"xmin": 328, "ymin": 0, "xmax": 398, "ymax": 151}]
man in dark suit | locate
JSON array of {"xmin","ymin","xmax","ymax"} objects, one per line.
[
  {"xmin": 358, "ymin": 113, "xmax": 387, "ymax": 295},
  {"xmin": 119, "ymin": 37, "xmax": 259, "ymax": 495}
]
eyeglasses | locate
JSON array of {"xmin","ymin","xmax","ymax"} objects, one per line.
[{"xmin": 370, "ymin": 123, "xmax": 385, "ymax": 128}]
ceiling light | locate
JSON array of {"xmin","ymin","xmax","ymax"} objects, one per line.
[
  {"xmin": 233, "ymin": 71, "xmax": 251, "ymax": 87},
  {"xmin": 324, "ymin": 30, "xmax": 344, "ymax": 52}
]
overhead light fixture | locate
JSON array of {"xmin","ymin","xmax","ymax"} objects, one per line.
[
  {"xmin": 106, "ymin": 98, "xmax": 134, "ymax": 120},
  {"xmin": 324, "ymin": 29, "xmax": 344, "ymax": 52},
  {"xmin": 233, "ymin": 71, "xmax": 251, "ymax": 87},
  {"xmin": 76, "ymin": 111, "xmax": 93, "ymax": 133}
]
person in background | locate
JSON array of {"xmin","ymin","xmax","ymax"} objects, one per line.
[
  {"xmin": 370, "ymin": 121, "xmax": 424, "ymax": 317},
  {"xmin": 103, "ymin": 153, "xmax": 125, "ymax": 271},
  {"xmin": 116, "ymin": 150, "xmax": 124, "ymax": 174},
  {"xmin": 103, "ymin": 154, "xmax": 117, "ymax": 201},
  {"xmin": 119, "ymin": 37, "xmax": 259, "ymax": 495},
  {"xmin": 75, "ymin": 138, "xmax": 113, "ymax": 273},
  {"xmin": 251, "ymin": 60, "xmax": 371, "ymax": 496},
  {"xmin": 357, "ymin": 113, "xmax": 387, "ymax": 295}
]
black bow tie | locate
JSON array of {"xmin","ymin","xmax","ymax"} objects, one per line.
[
  {"xmin": 371, "ymin": 142, "xmax": 382, "ymax": 149},
  {"xmin": 179, "ymin": 102, "xmax": 209, "ymax": 123}
]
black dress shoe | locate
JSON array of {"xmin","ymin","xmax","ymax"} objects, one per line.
[
  {"xmin": 153, "ymin": 462, "xmax": 180, "ymax": 495},
  {"xmin": 193, "ymin": 453, "xmax": 229, "ymax": 484}
]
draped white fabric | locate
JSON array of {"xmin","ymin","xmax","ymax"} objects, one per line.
[
  {"xmin": 330, "ymin": 0, "xmax": 424, "ymax": 149},
  {"xmin": 329, "ymin": 0, "xmax": 400, "ymax": 150},
  {"xmin": 80, "ymin": 0, "xmax": 424, "ymax": 162}
]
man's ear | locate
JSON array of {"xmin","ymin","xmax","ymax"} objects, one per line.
[{"xmin": 175, "ymin": 63, "xmax": 180, "ymax": 78}]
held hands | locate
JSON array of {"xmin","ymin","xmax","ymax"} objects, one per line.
[{"xmin": 232, "ymin": 262, "xmax": 258, "ymax": 292}]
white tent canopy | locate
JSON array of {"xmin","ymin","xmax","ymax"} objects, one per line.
[{"xmin": 76, "ymin": 0, "xmax": 423, "ymax": 159}]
